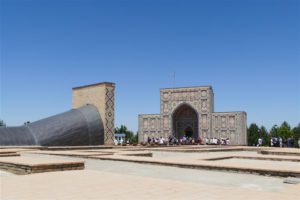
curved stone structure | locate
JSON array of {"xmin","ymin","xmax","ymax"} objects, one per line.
[{"xmin": 0, "ymin": 105, "xmax": 104, "ymax": 146}]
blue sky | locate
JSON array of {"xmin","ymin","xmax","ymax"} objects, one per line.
[{"xmin": 1, "ymin": 0, "xmax": 299, "ymax": 131}]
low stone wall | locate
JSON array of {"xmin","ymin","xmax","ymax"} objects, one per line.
[{"xmin": 0, "ymin": 161, "xmax": 84, "ymax": 175}]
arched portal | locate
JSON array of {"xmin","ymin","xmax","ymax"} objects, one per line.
[{"xmin": 172, "ymin": 104, "xmax": 198, "ymax": 139}]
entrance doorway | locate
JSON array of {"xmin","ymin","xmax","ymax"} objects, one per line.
[
  {"xmin": 172, "ymin": 104, "xmax": 198, "ymax": 139},
  {"xmin": 184, "ymin": 126, "xmax": 193, "ymax": 137}
]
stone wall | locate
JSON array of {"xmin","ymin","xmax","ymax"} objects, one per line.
[
  {"xmin": 138, "ymin": 114, "xmax": 161, "ymax": 143},
  {"xmin": 72, "ymin": 82, "xmax": 115, "ymax": 145},
  {"xmin": 211, "ymin": 112, "xmax": 247, "ymax": 145}
]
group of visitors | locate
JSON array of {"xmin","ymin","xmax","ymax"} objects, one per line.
[
  {"xmin": 204, "ymin": 137, "xmax": 230, "ymax": 145},
  {"xmin": 146, "ymin": 136, "xmax": 230, "ymax": 146},
  {"xmin": 257, "ymin": 137, "xmax": 300, "ymax": 148}
]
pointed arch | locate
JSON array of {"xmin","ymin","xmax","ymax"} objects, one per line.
[{"xmin": 171, "ymin": 103, "xmax": 199, "ymax": 139}]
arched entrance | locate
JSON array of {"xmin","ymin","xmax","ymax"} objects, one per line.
[
  {"xmin": 184, "ymin": 126, "xmax": 193, "ymax": 137},
  {"xmin": 172, "ymin": 104, "xmax": 198, "ymax": 139}
]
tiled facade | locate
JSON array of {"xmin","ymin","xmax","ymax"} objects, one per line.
[{"xmin": 138, "ymin": 86, "xmax": 247, "ymax": 145}]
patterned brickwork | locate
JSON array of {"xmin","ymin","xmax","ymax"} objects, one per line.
[
  {"xmin": 212, "ymin": 112, "xmax": 247, "ymax": 145},
  {"xmin": 72, "ymin": 82, "xmax": 115, "ymax": 145},
  {"xmin": 104, "ymin": 86, "xmax": 115, "ymax": 145},
  {"xmin": 138, "ymin": 86, "xmax": 247, "ymax": 145}
]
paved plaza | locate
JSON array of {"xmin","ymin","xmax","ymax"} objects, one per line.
[{"xmin": 0, "ymin": 146, "xmax": 300, "ymax": 199}]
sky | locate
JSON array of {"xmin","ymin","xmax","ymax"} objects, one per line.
[{"xmin": 0, "ymin": 0, "xmax": 299, "ymax": 132}]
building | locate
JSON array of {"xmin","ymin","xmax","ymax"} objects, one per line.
[
  {"xmin": 138, "ymin": 86, "xmax": 247, "ymax": 145},
  {"xmin": 114, "ymin": 133, "xmax": 126, "ymax": 144}
]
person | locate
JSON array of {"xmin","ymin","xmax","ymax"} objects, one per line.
[
  {"xmin": 214, "ymin": 137, "xmax": 218, "ymax": 145},
  {"xmin": 298, "ymin": 138, "xmax": 300, "ymax": 148},
  {"xmin": 279, "ymin": 137, "xmax": 283, "ymax": 148},
  {"xmin": 159, "ymin": 137, "xmax": 164, "ymax": 145},
  {"xmin": 114, "ymin": 138, "xmax": 118, "ymax": 145},
  {"xmin": 147, "ymin": 137, "xmax": 151, "ymax": 144},
  {"xmin": 182, "ymin": 136, "xmax": 187, "ymax": 144},
  {"xmin": 226, "ymin": 138, "xmax": 230, "ymax": 145},
  {"xmin": 270, "ymin": 138, "xmax": 273, "ymax": 147},
  {"xmin": 205, "ymin": 137, "xmax": 209, "ymax": 145},
  {"xmin": 257, "ymin": 138, "xmax": 262, "ymax": 147},
  {"xmin": 155, "ymin": 138, "xmax": 159, "ymax": 144}
]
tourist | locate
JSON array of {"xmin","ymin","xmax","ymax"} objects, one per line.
[
  {"xmin": 226, "ymin": 138, "xmax": 230, "ymax": 145},
  {"xmin": 155, "ymin": 138, "xmax": 159, "ymax": 144},
  {"xmin": 114, "ymin": 138, "xmax": 118, "ymax": 145},
  {"xmin": 279, "ymin": 137, "xmax": 283, "ymax": 148},
  {"xmin": 270, "ymin": 138, "xmax": 273, "ymax": 147},
  {"xmin": 257, "ymin": 138, "xmax": 262, "ymax": 147},
  {"xmin": 199, "ymin": 137, "xmax": 203, "ymax": 145},
  {"xmin": 220, "ymin": 138, "xmax": 225, "ymax": 145},
  {"xmin": 182, "ymin": 136, "xmax": 187, "ymax": 144},
  {"xmin": 205, "ymin": 137, "xmax": 209, "ymax": 145},
  {"xmin": 159, "ymin": 137, "xmax": 164, "ymax": 145},
  {"xmin": 213, "ymin": 137, "xmax": 218, "ymax": 145},
  {"xmin": 191, "ymin": 138, "xmax": 195, "ymax": 145}
]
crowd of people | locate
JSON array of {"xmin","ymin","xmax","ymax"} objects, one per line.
[
  {"xmin": 146, "ymin": 136, "xmax": 230, "ymax": 146},
  {"xmin": 256, "ymin": 136, "xmax": 300, "ymax": 148}
]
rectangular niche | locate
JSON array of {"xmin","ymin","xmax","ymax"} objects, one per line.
[
  {"xmin": 221, "ymin": 116, "xmax": 226, "ymax": 128},
  {"xmin": 213, "ymin": 116, "xmax": 218, "ymax": 128},
  {"xmin": 229, "ymin": 116, "xmax": 235, "ymax": 128},
  {"xmin": 151, "ymin": 118, "xmax": 155, "ymax": 129},
  {"xmin": 201, "ymin": 99, "xmax": 207, "ymax": 111},
  {"xmin": 221, "ymin": 130, "xmax": 227, "ymax": 138},
  {"xmin": 143, "ymin": 119, "xmax": 148, "ymax": 129},
  {"xmin": 163, "ymin": 116, "xmax": 168, "ymax": 128},
  {"xmin": 163, "ymin": 101, "xmax": 168, "ymax": 113},
  {"xmin": 201, "ymin": 114, "xmax": 208, "ymax": 129}
]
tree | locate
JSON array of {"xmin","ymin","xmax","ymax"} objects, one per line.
[
  {"xmin": 269, "ymin": 125, "xmax": 279, "ymax": 137},
  {"xmin": 278, "ymin": 121, "xmax": 293, "ymax": 139},
  {"xmin": 260, "ymin": 126, "xmax": 270, "ymax": 146},
  {"xmin": 247, "ymin": 123, "xmax": 259, "ymax": 146},
  {"xmin": 292, "ymin": 123, "xmax": 300, "ymax": 147},
  {"xmin": 131, "ymin": 134, "xmax": 138, "ymax": 144},
  {"xmin": 0, "ymin": 119, "xmax": 6, "ymax": 127},
  {"xmin": 115, "ymin": 125, "xmax": 137, "ymax": 144}
]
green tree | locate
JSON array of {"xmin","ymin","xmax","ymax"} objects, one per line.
[
  {"xmin": 247, "ymin": 123, "xmax": 259, "ymax": 146},
  {"xmin": 0, "ymin": 119, "xmax": 6, "ymax": 127},
  {"xmin": 269, "ymin": 125, "xmax": 279, "ymax": 137},
  {"xmin": 115, "ymin": 125, "xmax": 137, "ymax": 144},
  {"xmin": 260, "ymin": 126, "xmax": 270, "ymax": 146},
  {"xmin": 131, "ymin": 134, "xmax": 138, "ymax": 144},
  {"xmin": 292, "ymin": 123, "xmax": 300, "ymax": 147},
  {"xmin": 278, "ymin": 121, "xmax": 293, "ymax": 139}
]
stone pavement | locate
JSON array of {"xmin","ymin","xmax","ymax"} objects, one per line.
[
  {"xmin": 1, "ymin": 146, "xmax": 300, "ymax": 199},
  {"xmin": 23, "ymin": 146, "xmax": 300, "ymax": 177},
  {"xmin": 1, "ymin": 169, "xmax": 299, "ymax": 200}
]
